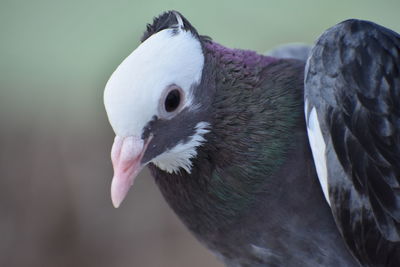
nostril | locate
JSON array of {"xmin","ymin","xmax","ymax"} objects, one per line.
[
  {"xmin": 120, "ymin": 136, "xmax": 144, "ymax": 162},
  {"xmin": 111, "ymin": 136, "xmax": 145, "ymax": 169},
  {"xmin": 121, "ymin": 136, "xmax": 144, "ymax": 161},
  {"xmin": 111, "ymin": 136, "xmax": 124, "ymax": 165}
]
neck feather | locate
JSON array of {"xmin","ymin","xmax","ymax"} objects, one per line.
[{"xmin": 152, "ymin": 42, "xmax": 305, "ymax": 234}]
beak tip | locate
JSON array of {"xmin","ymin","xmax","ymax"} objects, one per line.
[
  {"xmin": 109, "ymin": 135, "xmax": 148, "ymax": 210},
  {"xmin": 112, "ymin": 199, "xmax": 121, "ymax": 208},
  {"xmin": 111, "ymin": 176, "xmax": 129, "ymax": 209}
]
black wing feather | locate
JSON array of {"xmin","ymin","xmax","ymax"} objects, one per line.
[{"xmin": 305, "ymin": 19, "xmax": 400, "ymax": 266}]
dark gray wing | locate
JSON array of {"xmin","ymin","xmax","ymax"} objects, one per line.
[{"xmin": 305, "ymin": 19, "xmax": 400, "ymax": 266}]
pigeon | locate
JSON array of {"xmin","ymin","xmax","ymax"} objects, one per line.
[{"xmin": 103, "ymin": 11, "xmax": 400, "ymax": 267}]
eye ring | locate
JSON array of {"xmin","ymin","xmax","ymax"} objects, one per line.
[{"xmin": 158, "ymin": 85, "xmax": 185, "ymax": 119}]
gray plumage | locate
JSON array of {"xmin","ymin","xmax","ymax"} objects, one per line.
[
  {"xmin": 305, "ymin": 19, "xmax": 400, "ymax": 267},
  {"xmin": 104, "ymin": 11, "xmax": 400, "ymax": 267},
  {"xmin": 267, "ymin": 43, "xmax": 311, "ymax": 61}
]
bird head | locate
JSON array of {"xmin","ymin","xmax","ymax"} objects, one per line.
[{"xmin": 104, "ymin": 11, "xmax": 212, "ymax": 207}]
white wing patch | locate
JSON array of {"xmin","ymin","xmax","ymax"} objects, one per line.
[
  {"xmin": 306, "ymin": 103, "xmax": 331, "ymax": 206},
  {"xmin": 151, "ymin": 122, "xmax": 211, "ymax": 174}
]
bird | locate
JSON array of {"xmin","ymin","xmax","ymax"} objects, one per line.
[{"xmin": 103, "ymin": 11, "xmax": 400, "ymax": 267}]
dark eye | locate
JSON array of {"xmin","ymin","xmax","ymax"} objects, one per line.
[{"xmin": 164, "ymin": 89, "xmax": 181, "ymax": 112}]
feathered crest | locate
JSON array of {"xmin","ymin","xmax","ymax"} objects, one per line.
[{"xmin": 141, "ymin": 11, "xmax": 200, "ymax": 42}]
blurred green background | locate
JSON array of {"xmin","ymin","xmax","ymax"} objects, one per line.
[{"xmin": 0, "ymin": 0, "xmax": 399, "ymax": 266}]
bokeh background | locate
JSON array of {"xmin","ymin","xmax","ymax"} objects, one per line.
[{"xmin": 1, "ymin": 0, "xmax": 399, "ymax": 266}]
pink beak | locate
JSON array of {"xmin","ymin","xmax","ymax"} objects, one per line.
[{"xmin": 110, "ymin": 135, "xmax": 148, "ymax": 208}]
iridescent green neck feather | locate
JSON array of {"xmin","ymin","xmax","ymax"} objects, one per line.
[{"xmin": 150, "ymin": 42, "xmax": 305, "ymax": 235}]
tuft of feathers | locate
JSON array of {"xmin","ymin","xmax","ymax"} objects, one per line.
[
  {"xmin": 141, "ymin": 10, "xmax": 200, "ymax": 42},
  {"xmin": 151, "ymin": 122, "xmax": 211, "ymax": 174}
]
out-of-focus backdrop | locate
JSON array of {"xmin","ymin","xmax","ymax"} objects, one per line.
[{"xmin": 1, "ymin": 0, "xmax": 399, "ymax": 266}]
